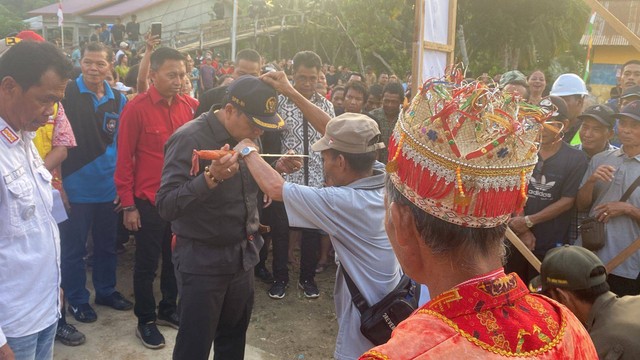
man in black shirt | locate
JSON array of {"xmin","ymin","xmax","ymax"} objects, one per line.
[
  {"xmin": 126, "ymin": 14, "xmax": 140, "ymax": 43},
  {"xmin": 156, "ymin": 76, "xmax": 285, "ymax": 360},
  {"xmin": 195, "ymin": 49, "xmax": 261, "ymax": 116},
  {"xmin": 111, "ymin": 18, "xmax": 126, "ymax": 45}
]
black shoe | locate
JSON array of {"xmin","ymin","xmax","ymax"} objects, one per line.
[
  {"xmin": 157, "ymin": 311, "xmax": 179, "ymax": 330},
  {"xmin": 298, "ymin": 279, "xmax": 320, "ymax": 299},
  {"xmin": 95, "ymin": 291, "xmax": 133, "ymax": 311},
  {"xmin": 254, "ymin": 266, "xmax": 274, "ymax": 283},
  {"xmin": 68, "ymin": 303, "xmax": 97, "ymax": 323},
  {"xmin": 268, "ymin": 281, "xmax": 287, "ymax": 299},
  {"xmin": 136, "ymin": 322, "xmax": 165, "ymax": 349},
  {"xmin": 56, "ymin": 323, "xmax": 86, "ymax": 346}
]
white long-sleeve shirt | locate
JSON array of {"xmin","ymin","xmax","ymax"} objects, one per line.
[{"xmin": 0, "ymin": 117, "xmax": 60, "ymax": 346}]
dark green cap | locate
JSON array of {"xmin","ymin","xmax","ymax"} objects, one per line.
[{"xmin": 537, "ymin": 245, "xmax": 607, "ymax": 293}]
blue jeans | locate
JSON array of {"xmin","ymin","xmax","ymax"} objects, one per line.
[
  {"xmin": 60, "ymin": 202, "xmax": 118, "ymax": 305},
  {"xmin": 6, "ymin": 321, "xmax": 57, "ymax": 360}
]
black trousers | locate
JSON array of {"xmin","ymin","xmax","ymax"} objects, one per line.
[
  {"xmin": 172, "ymin": 268, "xmax": 254, "ymax": 360},
  {"xmin": 133, "ymin": 198, "xmax": 178, "ymax": 324},
  {"xmin": 267, "ymin": 201, "xmax": 320, "ymax": 283}
]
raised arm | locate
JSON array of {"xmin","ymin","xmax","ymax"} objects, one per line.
[{"xmin": 260, "ymin": 71, "xmax": 331, "ymax": 135}]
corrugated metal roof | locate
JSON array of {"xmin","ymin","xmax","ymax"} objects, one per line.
[
  {"xmin": 84, "ymin": 0, "xmax": 169, "ymax": 18},
  {"xmin": 581, "ymin": 0, "xmax": 640, "ymax": 46},
  {"xmin": 28, "ymin": 0, "xmax": 123, "ymax": 16}
]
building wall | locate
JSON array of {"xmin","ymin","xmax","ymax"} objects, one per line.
[
  {"xmin": 589, "ymin": 45, "xmax": 640, "ymax": 103},
  {"xmin": 129, "ymin": 0, "xmax": 212, "ymax": 47}
]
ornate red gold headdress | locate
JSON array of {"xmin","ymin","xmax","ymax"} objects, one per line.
[{"xmin": 387, "ymin": 69, "xmax": 549, "ymax": 228}]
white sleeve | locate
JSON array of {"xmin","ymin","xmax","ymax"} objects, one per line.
[{"xmin": 0, "ymin": 326, "xmax": 6, "ymax": 347}]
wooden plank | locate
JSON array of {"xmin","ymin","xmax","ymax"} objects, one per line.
[
  {"xmin": 505, "ymin": 227, "xmax": 542, "ymax": 273},
  {"xmin": 423, "ymin": 41, "xmax": 454, "ymax": 52},
  {"xmin": 582, "ymin": 0, "xmax": 640, "ymax": 52},
  {"xmin": 412, "ymin": 0, "xmax": 425, "ymax": 97},
  {"xmin": 605, "ymin": 237, "xmax": 640, "ymax": 274},
  {"xmin": 447, "ymin": 0, "xmax": 458, "ymax": 65}
]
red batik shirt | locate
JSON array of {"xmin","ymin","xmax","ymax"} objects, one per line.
[
  {"xmin": 115, "ymin": 86, "xmax": 198, "ymax": 207},
  {"xmin": 361, "ymin": 268, "xmax": 597, "ymax": 359}
]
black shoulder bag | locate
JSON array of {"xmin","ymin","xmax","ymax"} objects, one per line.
[
  {"xmin": 341, "ymin": 266, "xmax": 420, "ymax": 345},
  {"xmin": 580, "ymin": 174, "xmax": 640, "ymax": 251}
]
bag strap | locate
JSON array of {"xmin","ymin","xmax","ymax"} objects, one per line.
[
  {"xmin": 620, "ymin": 174, "xmax": 640, "ymax": 202},
  {"xmin": 340, "ymin": 265, "xmax": 370, "ymax": 315}
]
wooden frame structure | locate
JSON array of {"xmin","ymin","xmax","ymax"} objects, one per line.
[{"xmin": 411, "ymin": 0, "xmax": 458, "ymax": 96}]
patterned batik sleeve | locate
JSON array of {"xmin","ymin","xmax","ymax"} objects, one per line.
[{"xmin": 52, "ymin": 103, "xmax": 77, "ymax": 148}]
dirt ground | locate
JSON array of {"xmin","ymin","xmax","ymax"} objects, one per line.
[{"xmin": 53, "ymin": 243, "xmax": 339, "ymax": 360}]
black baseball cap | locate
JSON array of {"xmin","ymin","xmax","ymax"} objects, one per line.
[
  {"xmin": 620, "ymin": 85, "xmax": 640, "ymax": 100},
  {"xmin": 532, "ymin": 245, "xmax": 607, "ymax": 293},
  {"xmin": 539, "ymin": 96, "xmax": 569, "ymax": 121},
  {"xmin": 578, "ymin": 104, "xmax": 615, "ymax": 128},
  {"xmin": 614, "ymin": 100, "xmax": 640, "ymax": 122},
  {"xmin": 227, "ymin": 75, "xmax": 285, "ymax": 131}
]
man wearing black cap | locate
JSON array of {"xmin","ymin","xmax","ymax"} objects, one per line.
[
  {"xmin": 577, "ymin": 100, "xmax": 640, "ymax": 296},
  {"xmin": 537, "ymin": 245, "xmax": 640, "ymax": 360},
  {"xmin": 156, "ymin": 75, "xmax": 285, "ymax": 360},
  {"xmin": 575, "ymin": 104, "xmax": 618, "ymax": 159},
  {"xmin": 507, "ymin": 96, "xmax": 588, "ymax": 282}
]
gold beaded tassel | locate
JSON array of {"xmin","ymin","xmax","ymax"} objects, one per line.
[
  {"xmin": 453, "ymin": 166, "xmax": 471, "ymax": 207},
  {"xmin": 516, "ymin": 169, "xmax": 529, "ymax": 209},
  {"xmin": 386, "ymin": 133, "xmax": 405, "ymax": 173}
]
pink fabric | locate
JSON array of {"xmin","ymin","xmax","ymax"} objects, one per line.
[{"xmin": 52, "ymin": 103, "xmax": 76, "ymax": 148}]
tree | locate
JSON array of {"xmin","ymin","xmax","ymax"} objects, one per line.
[
  {"xmin": 456, "ymin": 0, "xmax": 590, "ymax": 77},
  {"xmin": 0, "ymin": 4, "xmax": 27, "ymax": 38}
]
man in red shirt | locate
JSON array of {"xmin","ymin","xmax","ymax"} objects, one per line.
[{"xmin": 115, "ymin": 47, "xmax": 198, "ymax": 349}]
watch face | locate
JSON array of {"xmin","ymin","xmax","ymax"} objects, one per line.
[{"xmin": 241, "ymin": 147, "xmax": 254, "ymax": 156}]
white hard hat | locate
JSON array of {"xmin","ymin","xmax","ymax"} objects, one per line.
[{"xmin": 550, "ymin": 73, "xmax": 588, "ymax": 97}]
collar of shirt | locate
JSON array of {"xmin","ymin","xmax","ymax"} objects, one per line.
[
  {"xmin": 207, "ymin": 110, "xmax": 234, "ymax": 145},
  {"xmin": 147, "ymin": 85, "xmax": 187, "ymax": 107},
  {"xmin": 76, "ymin": 75, "xmax": 115, "ymax": 102},
  {"xmin": 586, "ymin": 291, "xmax": 617, "ymax": 331},
  {"xmin": 0, "ymin": 116, "xmax": 36, "ymax": 147},
  {"xmin": 614, "ymin": 147, "xmax": 640, "ymax": 162},
  {"xmin": 345, "ymin": 166, "xmax": 385, "ymax": 191}
]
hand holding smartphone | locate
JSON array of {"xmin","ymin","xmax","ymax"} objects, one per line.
[{"xmin": 151, "ymin": 22, "xmax": 162, "ymax": 38}]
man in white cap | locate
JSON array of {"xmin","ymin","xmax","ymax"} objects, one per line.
[{"xmin": 549, "ymin": 73, "xmax": 589, "ymax": 144}]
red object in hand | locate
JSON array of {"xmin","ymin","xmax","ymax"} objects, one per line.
[{"xmin": 190, "ymin": 149, "xmax": 236, "ymax": 176}]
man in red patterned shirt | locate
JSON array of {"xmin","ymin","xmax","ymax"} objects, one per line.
[
  {"xmin": 360, "ymin": 73, "xmax": 597, "ymax": 359},
  {"xmin": 115, "ymin": 47, "xmax": 198, "ymax": 349}
]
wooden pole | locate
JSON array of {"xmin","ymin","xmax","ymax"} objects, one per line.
[
  {"xmin": 582, "ymin": 0, "xmax": 640, "ymax": 52},
  {"xmin": 411, "ymin": 0, "xmax": 424, "ymax": 98},
  {"xmin": 605, "ymin": 237, "xmax": 640, "ymax": 274},
  {"xmin": 505, "ymin": 227, "xmax": 542, "ymax": 273}
]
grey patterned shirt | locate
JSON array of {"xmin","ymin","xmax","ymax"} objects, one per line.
[{"xmin": 278, "ymin": 92, "xmax": 335, "ymax": 187}]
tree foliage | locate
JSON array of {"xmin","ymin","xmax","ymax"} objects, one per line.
[
  {"xmin": 256, "ymin": 0, "xmax": 414, "ymax": 77},
  {"xmin": 456, "ymin": 0, "xmax": 590, "ymax": 77}
]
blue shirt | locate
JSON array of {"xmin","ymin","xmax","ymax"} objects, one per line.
[{"xmin": 63, "ymin": 76, "xmax": 126, "ymax": 203}]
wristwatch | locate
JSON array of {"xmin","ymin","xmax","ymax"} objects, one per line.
[
  {"xmin": 240, "ymin": 146, "xmax": 258, "ymax": 158},
  {"xmin": 524, "ymin": 216, "xmax": 534, "ymax": 228}
]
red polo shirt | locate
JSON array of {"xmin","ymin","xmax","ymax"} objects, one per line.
[{"xmin": 115, "ymin": 86, "xmax": 199, "ymax": 207}]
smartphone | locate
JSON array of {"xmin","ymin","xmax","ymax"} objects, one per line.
[{"xmin": 151, "ymin": 22, "xmax": 162, "ymax": 38}]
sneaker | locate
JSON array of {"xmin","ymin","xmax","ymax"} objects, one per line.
[
  {"xmin": 56, "ymin": 323, "xmax": 86, "ymax": 346},
  {"xmin": 268, "ymin": 281, "xmax": 287, "ymax": 299},
  {"xmin": 254, "ymin": 266, "xmax": 274, "ymax": 283},
  {"xmin": 298, "ymin": 279, "xmax": 320, "ymax": 299},
  {"xmin": 68, "ymin": 303, "xmax": 97, "ymax": 323},
  {"xmin": 95, "ymin": 291, "xmax": 133, "ymax": 311},
  {"xmin": 157, "ymin": 311, "xmax": 179, "ymax": 330},
  {"xmin": 136, "ymin": 322, "xmax": 165, "ymax": 349}
]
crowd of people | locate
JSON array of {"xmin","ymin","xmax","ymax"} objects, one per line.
[{"xmin": 2, "ymin": 20, "xmax": 640, "ymax": 360}]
